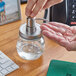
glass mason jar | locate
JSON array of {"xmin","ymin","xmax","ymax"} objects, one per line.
[
  {"xmin": 16, "ymin": 17, "xmax": 45, "ymax": 60},
  {"xmin": 16, "ymin": 36, "xmax": 45, "ymax": 60}
]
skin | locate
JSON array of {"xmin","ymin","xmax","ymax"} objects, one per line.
[
  {"xmin": 25, "ymin": 0, "xmax": 76, "ymax": 51},
  {"xmin": 0, "ymin": 0, "xmax": 2, "ymax": 2},
  {"xmin": 25, "ymin": 0, "xmax": 63, "ymax": 17},
  {"xmin": 40, "ymin": 22, "xmax": 76, "ymax": 51}
]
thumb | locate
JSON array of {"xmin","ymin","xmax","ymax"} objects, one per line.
[{"xmin": 43, "ymin": 0, "xmax": 63, "ymax": 9}]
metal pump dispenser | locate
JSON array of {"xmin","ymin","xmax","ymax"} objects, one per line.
[
  {"xmin": 19, "ymin": 17, "xmax": 42, "ymax": 40},
  {"xmin": 16, "ymin": 17, "xmax": 47, "ymax": 60},
  {"xmin": 26, "ymin": 17, "xmax": 36, "ymax": 34}
]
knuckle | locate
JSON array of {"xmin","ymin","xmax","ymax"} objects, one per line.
[
  {"xmin": 33, "ymin": 6, "xmax": 41, "ymax": 14},
  {"xmin": 66, "ymin": 45, "xmax": 72, "ymax": 51},
  {"xmin": 66, "ymin": 48, "xmax": 71, "ymax": 51},
  {"xmin": 26, "ymin": 7, "xmax": 29, "ymax": 10},
  {"xmin": 26, "ymin": 7, "xmax": 30, "ymax": 12}
]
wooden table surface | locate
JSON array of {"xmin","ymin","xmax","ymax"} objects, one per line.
[{"xmin": 0, "ymin": 4, "xmax": 76, "ymax": 76}]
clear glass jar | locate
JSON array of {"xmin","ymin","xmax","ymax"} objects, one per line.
[
  {"xmin": 16, "ymin": 17, "xmax": 45, "ymax": 60},
  {"xmin": 16, "ymin": 36, "xmax": 45, "ymax": 60}
]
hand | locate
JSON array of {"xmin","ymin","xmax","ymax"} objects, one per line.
[
  {"xmin": 40, "ymin": 22, "xmax": 76, "ymax": 51},
  {"xmin": 25, "ymin": 0, "xmax": 63, "ymax": 17}
]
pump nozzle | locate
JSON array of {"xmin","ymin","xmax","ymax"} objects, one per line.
[
  {"xmin": 26, "ymin": 17, "xmax": 36, "ymax": 35},
  {"xmin": 19, "ymin": 17, "xmax": 48, "ymax": 40}
]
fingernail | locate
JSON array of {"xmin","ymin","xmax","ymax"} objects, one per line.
[{"xmin": 31, "ymin": 13, "xmax": 35, "ymax": 17}]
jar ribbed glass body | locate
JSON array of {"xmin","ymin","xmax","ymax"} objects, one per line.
[{"xmin": 16, "ymin": 36, "xmax": 45, "ymax": 60}]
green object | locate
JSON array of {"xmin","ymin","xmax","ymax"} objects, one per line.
[{"xmin": 47, "ymin": 60, "xmax": 76, "ymax": 76}]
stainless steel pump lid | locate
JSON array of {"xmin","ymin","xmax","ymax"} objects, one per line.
[{"xmin": 19, "ymin": 23, "xmax": 42, "ymax": 40}]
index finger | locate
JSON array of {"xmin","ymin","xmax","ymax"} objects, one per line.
[
  {"xmin": 30, "ymin": 0, "xmax": 47, "ymax": 17},
  {"xmin": 49, "ymin": 22, "xmax": 70, "ymax": 29},
  {"xmin": 41, "ymin": 23, "xmax": 67, "ymax": 34},
  {"xmin": 25, "ymin": 0, "xmax": 37, "ymax": 16}
]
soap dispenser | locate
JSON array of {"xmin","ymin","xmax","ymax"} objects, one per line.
[{"xmin": 16, "ymin": 17, "xmax": 45, "ymax": 60}]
